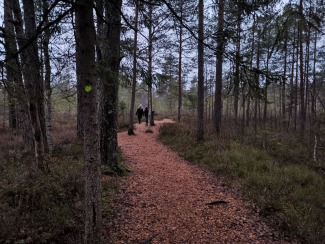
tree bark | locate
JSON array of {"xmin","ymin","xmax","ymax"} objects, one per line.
[
  {"xmin": 254, "ymin": 34, "xmax": 260, "ymax": 133},
  {"xmin": 4, "ymin": 0, "xmax": 17, "ymax": 130},
  {"xmin": 6, "ymin": 0, "xmax": 34, "ymax": 148},
  {"xmin": 128, "ymin": 0, "xmax": 139, "ymax": 135},
  {"xmin": 299, "ymin": 0, "xmax": 305, "ymax": 137},
  {"xmin": 288, "ymin": 28, "xmax": 296, "ymax": 130},
  {"xmin": 177, "ymin": 3, "xmax": 183, "ymax": 123},
  {"xmin": 148, "ymin": 1, "xmax": 153, "ymax": 129},
  {"xmin": 43, "ymin": 0, "xmax": 54, "ymax": 153},
  {"xmin": 263, "ymin": 48, "xmax": 270, "ymax": 127},
  {"xmin": 197, "ymin": 0, "xmax": 204, "ymax": 141},
  {"xmin": 282, "ymin": 32, "xmax": 288, "ymax": 126},
  {"xmin": 294, "ymin": 24, "xmax": 299, "ymax": 131},
  {"xmin": 234, "ymin": 10, "xmax": 241, "ymax": 124},
  {"xmin": 75, "ymin": 9, "xmax": 84, "ymax": 140},
  {"xmin": 312, "ymin": 30, "xmax": 317, "ymax": 161},
  {"xmin": 19, "ymin": 0, "xmax": 46, "ymax": 172},
  {"xmin": 97, "ymin": 0, "xmax": 122, "ymax": 173},
  {"xmin": 76, "ymin": 0, "xmax": 102, "ymax": 242},
  {"xmin": 214, "ymin": 0, "xmax": 224, "ymax": 134}
]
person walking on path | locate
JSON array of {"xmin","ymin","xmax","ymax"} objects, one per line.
[
  {"xmin": 136, "ymin": 105, "xmax": 144, "ymax": 124},
  {"xmin": 144, "ymin": 107, "xmax": 149, "ymax": 125}
]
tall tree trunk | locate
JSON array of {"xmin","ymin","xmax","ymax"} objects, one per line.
[
  {"xmin": 289, "ymin": 28, "xmax": 296, "ymax": 130},
  {"xmin": 294, "ymin": 24, "xmax": 299, "ymax": 131},
  {"xmin": 4, "ymin": 0, "xmax": 17, "ymax": 130},
  {"xmin": 177, "ymin": 3, "xmax": 183, "ymax": 123},
  {"xmin": 76, "ymin": 0, "xmax": 102, "ymax": 242},
  {"xmin": 247, "ymin": 14, "xmax": 256, "ymax": 127},
  {"xmin": 263, "ymin": 48, "xmax": 270, "ymax": 127},
  {"xmin": 197, "ymin": 0, "xmax": 204, "ymax": 141},
  {"xmin": 17, "ymin": 0, "xmax": 47, "ymax": 171},
  {"xmin": 148, "ymin": 1, "xmax": 153, "ymax": 129},
  {"xmin": 75, "ymin": 11, "xmax": 84, "ymax": 140},
  {"xmin": 312, "ymin": 30, "xmax": 317, "ymax": 161},
  {"xmin": 282, "ymin": 32, "xmax": 288, "ymax": 126},
  {"xmin": 97, "ymin": 0, "xmax": 122, "ymax": 173},
  {"xmin": 128, "ymin": 0, "xmax": 139, "ymax": 135},
  {"xmin": 241, "ymin": 80, "xmax": 246, "ymax": 133},
  {"xmin": 304, "ymin": 27, "xmax": 311, "ymax": 133},
  {"xmin": 7, "ymin": 0, "xmax": 33, "ymax": 148},
  {"xmin": 43, "ymin": 0, "xmax": 54, "ymax": 153},
  {"xmin": 299, "ymin": 0, "xmax": 306, "ymax": 137},
  {"xmin": 15, "ymin": 0, "xmax": 48, "ymax": 153},
  {"xmin": 214, "ymin": 0, "xmax": 224, "ymax": 134},
  {"xmin": 234, "ymin": 10, "xmax": 241, "ymax": 124},
  {"xmin": 254, "ymin": 34, "xmax": 260, "ymax": 133}
]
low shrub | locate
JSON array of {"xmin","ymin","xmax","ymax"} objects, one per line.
[
  {"xmin": 0, "ymin": 120, "xmax": 120, "ymax": 243},
  {"xmin": 0, "ymin": 153, "xmax": 84, "ymax": 243}
]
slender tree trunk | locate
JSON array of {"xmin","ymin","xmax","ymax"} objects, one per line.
[
  {"xmin": 75, "ymin": 10, "xmax": 84, "ymax": 140},
  {"xmin": 242, "ymin": 80, "xmax": 246, "ymax": 133},
  {"xmin": 197, "ymin": 0, "xmax": 204, "ymax": 141},
  {"xmin": 177, "ymin": 3, "xmax": 183, "ymax": 123},
  {"xmin": 247, "ymin": 14, "xmax": 256, "ymax": 128},
  {"xmin": 311, "ymin": 30, "xmax": 317, "ymax": 122},
  {"xmin": 128, "ymin": 1, "xmax": 139, "ymax": 135},
  {"xmin": 148, "ymin": 2, "xmax": 153, "ymax": 129},
  {"xmin": 97, "ymin": 0, "xmax": 122, "ymax": 173},
  {"xmin": 19, "ymin": 0, "xmax": 46, "ymax": 172},
  {"xmin": 2, "ymin": 86, "xmax": 6, "ymax": 128},
  {"xmin": 299, "ymin": 0, "xmax": 306, "ymax": 138},
  {"xmin": 43, "ymin": 0, "xmax": 54, "ymax": 153},
  {"xmin": 254, "ymin": 35, "xmax": 260, "ymax": 133},
  {"xmin": 294, "ymin": 24, "xmax": 299, "ymax": 131},
  {"xmin": 289, "ymin": 29, "xmax": 296, "ymax": 130},
  {"xmin": 312, "ymin": 30, "xmax": 317, "ymax": 161},
  {"xmin": 76, "ymin": 0, "xmax": 102, "ymax": 243},
  {"xmin": 263, "ymin": 49, "xmax": 270, "ymax": 127},
  {"xmin": 6, "ymin": 0, "xmax": 33, "ymax": 148},
  {"xmin": 214, "ymin": 0, "xmax": 224, "ymax": 134},
  {"xmin": 4, "ymin": 0, "xmax": 17, "ymax": 130},
  {"xmin": 282, "ymin": 32, "xmax": 288, "ymax": 126},
  {"xmin": 305, "ymin": 28, "xmax": 311, "ymax": 131},
  {"xmin": 234, "ymin": 12, "xmax": 241, "ymax": 124}
]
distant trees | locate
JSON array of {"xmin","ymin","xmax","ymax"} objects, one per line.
[{"xmin": 2, "ymin": 0, "xmax": 76, "ymax": 167}]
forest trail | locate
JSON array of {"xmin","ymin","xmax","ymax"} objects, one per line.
[{"xmin": 109, "ymin": 119, "xmax": 295, "ymax": 244}]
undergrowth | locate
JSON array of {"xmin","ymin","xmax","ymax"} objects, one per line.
[
  {"xmin": 0, "ymin": 120, "xmax": 120, "ymax": 244},
  {"xmin": 158, "ymin": 123, "xmax": 325, "ymax": 244}
]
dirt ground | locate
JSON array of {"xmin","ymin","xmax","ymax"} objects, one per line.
[{"xmin": 108, "ymin": 119, "xmax": 297, "ymax": 244}]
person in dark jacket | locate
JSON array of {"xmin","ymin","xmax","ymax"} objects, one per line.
[
  {"xmin": 136, "ymin": 105, "xmax": 143, "ymax": 124},
  {"xmin": 144, "ymin": 107, "xmax": 149, "ymax": 125}
]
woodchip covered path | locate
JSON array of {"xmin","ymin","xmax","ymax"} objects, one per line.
[{"xmin": 108, "ymin": 119, "xmax": 296, "ymax": 244}]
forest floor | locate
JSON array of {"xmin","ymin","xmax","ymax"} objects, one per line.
[{"xmin": 108, "ymin": 119, "xmax": 298, "ymax": 244}]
